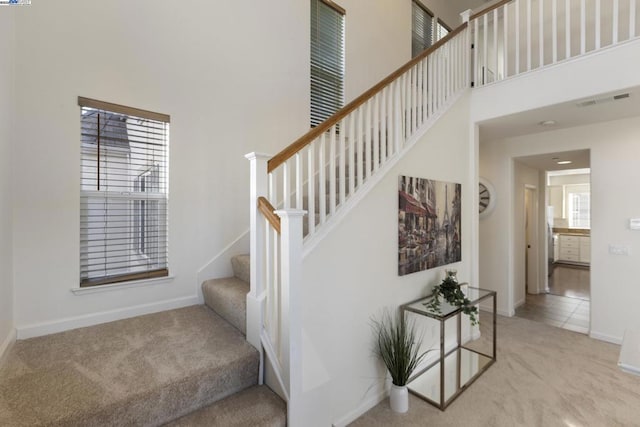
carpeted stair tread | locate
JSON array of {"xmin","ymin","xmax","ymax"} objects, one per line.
[
  {"xmin": 165, "ymin": 385, "xmax": 286, "ymax": 427},
  {"xmin": 203, "ymin": 277, "xmax": 249, "ymax": 335},
  {"xmin": 0, "ymin": 305, "xmax": 259, "ymax": 427},
  {"xmin": 231, "ymin": 254, "xmax": 250, "ymax": 284}
]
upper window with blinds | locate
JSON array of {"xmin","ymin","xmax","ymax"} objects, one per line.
[
  {"xmin": 412, "ymin": 0, "xmax": 434, "ymax": 58},
  {"xmin": 79, "ymin": 97, "xmax": 170, "ymax": 288},
  {"xmin": 311, "ymin": 0, "xmax": 345, "ymax": 127},
  {"xmin": 436, "ymin": 18, "xmax": 451, "ymax": 42}
]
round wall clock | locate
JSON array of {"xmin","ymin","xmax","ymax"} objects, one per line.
[{"xmin": 479, "ymin": 177, "xmax": 496, "ymax": 219}]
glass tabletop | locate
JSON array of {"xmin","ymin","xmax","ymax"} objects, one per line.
[{"xmin": 402, "ymin": 286, "xmax": 494, "ymax": 319}]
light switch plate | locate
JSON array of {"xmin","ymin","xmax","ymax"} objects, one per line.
[
  {"xmin": 630, "ymin": 218, "xmax": 640, "ymax": 230},
  {"xmin": 609, "ymin": 245, "xmax": 631, "ymax": 256}
]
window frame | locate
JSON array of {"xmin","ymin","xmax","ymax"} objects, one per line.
[{"xmin": 78, "ymin": 97, "xmax": 170, "ymax": 288}]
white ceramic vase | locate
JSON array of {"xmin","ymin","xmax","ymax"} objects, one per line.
[{"xmin": 389, "ymin": 384, "xmax": 409, "ymax": 413}]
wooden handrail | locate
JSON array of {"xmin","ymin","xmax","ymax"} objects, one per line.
[
  {"xmin": 267, "ymin": 21, "xmax": 469, "ymax": 173},
  {"xmin": 469, "ymin": 0, "xmax": 513, "ymax": 21},
  {"xmin": 258, "ymin": 196, "xmax": 281, "ymax": 234}
]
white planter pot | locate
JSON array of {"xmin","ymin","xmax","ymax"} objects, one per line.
[{"xmin": 389, "ymin": 384, "xmax": 409, "ymax": 413}]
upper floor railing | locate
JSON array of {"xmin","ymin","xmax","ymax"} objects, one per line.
[{"xmin": 472, "ymin": 0, "xmax": 639, "ymax": 86}]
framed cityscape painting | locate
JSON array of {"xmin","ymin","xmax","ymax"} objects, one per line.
[{"xmin": 398, "ymin": 175, "xmax": 461, "ymax": 276}]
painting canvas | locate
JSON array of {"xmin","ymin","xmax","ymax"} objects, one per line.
[{"xmin": 398, "ymin": 175, "xmax": 461, "ymax": 276}]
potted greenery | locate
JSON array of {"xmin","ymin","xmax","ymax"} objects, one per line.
[
  {"xmin": 426, "ymin": 270, "xmax": 479, "ymax": 325},
  {"xmin": 372, "ymin": 309, "xmax": 427, "ymax": 413}
]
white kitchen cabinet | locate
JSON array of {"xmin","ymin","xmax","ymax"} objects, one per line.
[
  {"xmin": 558, "ymin": 234, "xmax": 590, "ymax": 265},
  {"xmin": 579, "ymin": 236, "xmax": 590, "ymax": 263}
]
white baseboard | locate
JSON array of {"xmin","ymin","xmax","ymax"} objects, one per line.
[
  {"xmin": 590, "ymin": 330, "xmax": 623, "ymax": 345},
  {"xmin": 514, "ymin": 298, "xmax": 525, "ymax": 309},
  {"xmin": 0, "ymin": 327, "xmax": 16, "ymax": 365},
  {"xmin": 16, "ymin": 295, "xmax": 200, "ymax": 339},
  {"xmin": 332, "ymin": 388, "xmax": 387, "ymax": 427}
]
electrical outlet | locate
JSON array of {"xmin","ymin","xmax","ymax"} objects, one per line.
[{"xmin": 609, "ymin": 245, "xmax": 632, "ymax": 256}]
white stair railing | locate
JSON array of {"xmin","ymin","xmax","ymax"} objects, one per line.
[
  {"xmin": 472, "ymin": 0, "xmax": 640, "ymax": 86},
  {"xmin": 247, "ymin": 23, "xmax": 471, "ymax": 424}
]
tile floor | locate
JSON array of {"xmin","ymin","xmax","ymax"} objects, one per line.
[{"xmin": 515, "ymin": 264, "xmax": 590, "ymax": 334}]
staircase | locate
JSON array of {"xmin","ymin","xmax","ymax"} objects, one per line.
[{"xmin": 0, "ymin": 255, "xmax": 285, "ymax": 426}]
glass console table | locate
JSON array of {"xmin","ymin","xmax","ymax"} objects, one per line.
[{"xmin": 401, "ymin": 286, "xmax": 496, "ymax": 410}]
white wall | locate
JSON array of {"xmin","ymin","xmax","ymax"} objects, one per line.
[
  {"xmin": 0, "ymin": 10, "xmax": 16, "ymax": 357},
  {"xmin": 298, "ymin": 94, "xmax": 473, "ymax": 426},
  {"xmin": 480, "ymin": 116, "xmax": 640, "ymax": 344},
  {"xmin": 8, "ymin": 0, "xmax": 471, "ymax": 335},
  {"xmin": 10, "ymin": 0, "xmax": 309, "ymax": 335}
]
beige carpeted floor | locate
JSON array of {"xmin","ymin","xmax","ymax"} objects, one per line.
[{"xmin": 351, "ymin": 315, "xmax": 640, "ymax": 427}]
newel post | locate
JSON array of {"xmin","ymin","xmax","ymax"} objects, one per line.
[
  {"xmin": 245, "ymin": 152, "xmax": 271, "ymax": 352},
  {"xmin": 275, "ymin": 208, "xmax": 306, "ymax": 426}
]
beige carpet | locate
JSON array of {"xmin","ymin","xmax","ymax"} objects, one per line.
[
  {"xmin": 0, "ymin": 306, "xmax": 259, "ymax": 426},
  {"xmin": 351, "ymin": 315, "xmax": 640, "ymax": 427}
]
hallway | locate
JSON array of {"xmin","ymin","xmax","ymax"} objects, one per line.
[{"xmin": 515, "ymin": 265, "xmax": 590, "ymax": 334}]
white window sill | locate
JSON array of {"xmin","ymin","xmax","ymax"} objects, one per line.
[{"xmin": 70, "ymin": 275, "xmax": 175, "ymax": 295}]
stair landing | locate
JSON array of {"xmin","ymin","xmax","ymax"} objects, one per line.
[{"xmin": 0, "ymin": 306, "xmax": 259, "ymax": 426}]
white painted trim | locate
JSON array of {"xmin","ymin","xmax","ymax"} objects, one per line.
[
  {"xmin": 590, "ymin": 330, "xmax": 622, "ymax": 345},
  {"xmin": 70, "ymin": 275, "xmax": 175, "ymax": 295},
  {"xmin": 514, "ymin": 298, "xmax": 526, "ymax": 309},
  {"xmin": 17, "ymin": 295, "xmax": 199, "ymax": 339},
  {"xmin": 0, "ymin": 328, "xmax": 16, "ymax": 366},
  {"xmin": 303, "ymin": 89, "xmax": 469, "ymax": 259},
  {"xmin": 332, "ymin": 388, "xmax": 387, "ymax": 427}
]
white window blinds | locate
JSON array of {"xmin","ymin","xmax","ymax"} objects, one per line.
[
  {"xmin": 79, "ymin": 97, "xmax": 170, "ymax": 287},
  {"xmin": 311, "ymin": 0, "xmax": 345, "ymax": 127},
  {"xmin": 412, "ymin": 0, "xmax": 434, "ymax": 57}
]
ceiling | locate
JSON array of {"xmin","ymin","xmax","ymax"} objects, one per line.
[
  {"xmin": 478, "ymin": 85, "xmax": 640, "ymax": 141},
  {"xmin": 514, "ymin": 149, "xmax": 590, "ymax": 172}
]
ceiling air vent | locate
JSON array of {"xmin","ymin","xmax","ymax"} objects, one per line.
[{"xmin": 577, "ymin": 93, "xmax": 631, "ymax": 107}]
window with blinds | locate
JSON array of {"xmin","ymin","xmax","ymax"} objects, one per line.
[
  {"xmin": 412, "ymin": 0, "xmax": 434, "ymax": 58},
  {"xmin": 79, "ymin": 97, "xmax": 170, "ymax": 287},
  {"xmin": 311, "ymin": 0, "xmax": 345, "ymax": 127},
  {"xmin": 436, "ymin": 18, "xmax": 451, "ymax": 42}
]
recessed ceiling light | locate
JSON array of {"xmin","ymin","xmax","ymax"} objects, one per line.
[
  {"xmin": 539, "ymin": 120, "xmax": 557, "ymax": 126},
  {"xmin": 557, "ymin": 160, "xmax": 572, "ymax": 165}
]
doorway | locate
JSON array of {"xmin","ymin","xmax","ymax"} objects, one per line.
[{"xmin": 512, "ymin": 151, "xmax": 591, "ymax": 335}]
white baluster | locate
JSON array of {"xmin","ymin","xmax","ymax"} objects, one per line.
[
  {"xmin": 357, "ymin": 106, "xmax": 364, "ymax": 188},
  {"xmin": 373, "ymin": 94, "xmax": 380, "ymax": 172},
  {"xmin": 473, "ymin": 19, "xmax": 479, "ymax": 86},
  {"xmin": 403, "ymin": 73, "xmax": 410, "ymax": 140},
  {"xmin": 318, "ymin": 134, "xmax": 326, "ymax": 225},
  {"xmin": 538, "ymin": 0, "xmax": 544, "ymax": 67},
  {"xmin": 580, "ymin": 0, "xmax": 586, "ymax": 54},
  {"xmin": 504, "ymin": 2, "xmax": 509, "ymax": 78},
  {"xmin": 339, "ymin": 118, "xmax": 346, "ymax": 205},
  {"xmin": 493, "ymin": 9, "xmax": 499, "ymax": 83},
  {"xmin": 515, "ymin": 0, "xmax": 521, "ymax": 74},
  {"xmin": 329, "ymin": 126, "xmax": 336, "ymax": 216},
  {"xmin": 295, "ymin": 153, "xmax": 302, "ymax": 209},
  {"xmin": 631, "ymin": 0, "xmax": 636, "ymax": 39},
  {"xmin": 566, "ymin": 0, "xmax": 571, "ymax": 59},
  {"xmin": 428, "ymin": 54, "xmax": 434, "ymax": 113},
  {"xmin": 348, "ymin": 114, "xmax": 355, "ymax": 197},
  {"xmin": 552, "ymin": 0, "xmax": 558, "ymax": 63},
  {"xmin": 307, "ymin": 145, "xmax": 315, "ymax": 236},
  {"xmin": 613, "ymin": 0, "xmax": 619, "ymax": 44},
  {"xmin": 393, "ymin": 80, "xmax": 402, "ymax": 153},
  {"xmin": 527, "ymin": 0, "xmax": 532, "ymax": 71},
  {"xmin": 365, "ymin": 100, "xmax": 372, "ymax": 179},
  {"xmin": 422, "ymin": 57, "xmax": 428, "ymax": 122},
  {"xmin": 283, "ymin": 159, "xmax": 290, "ymax": 209},
  {"xmin": 381, "ymin": 88, "xmax": 388, "ymax": 163},
  {"xmin": 483, "ymin": 14, "xmax": 488, "ymax": 84},
  {"xmin": 595, "ymin": 0, "xmax": 601, "ymax": 50},
  {"xmin": 411, "ymin": 66, "xmax": 417, "ymax": 134}
]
